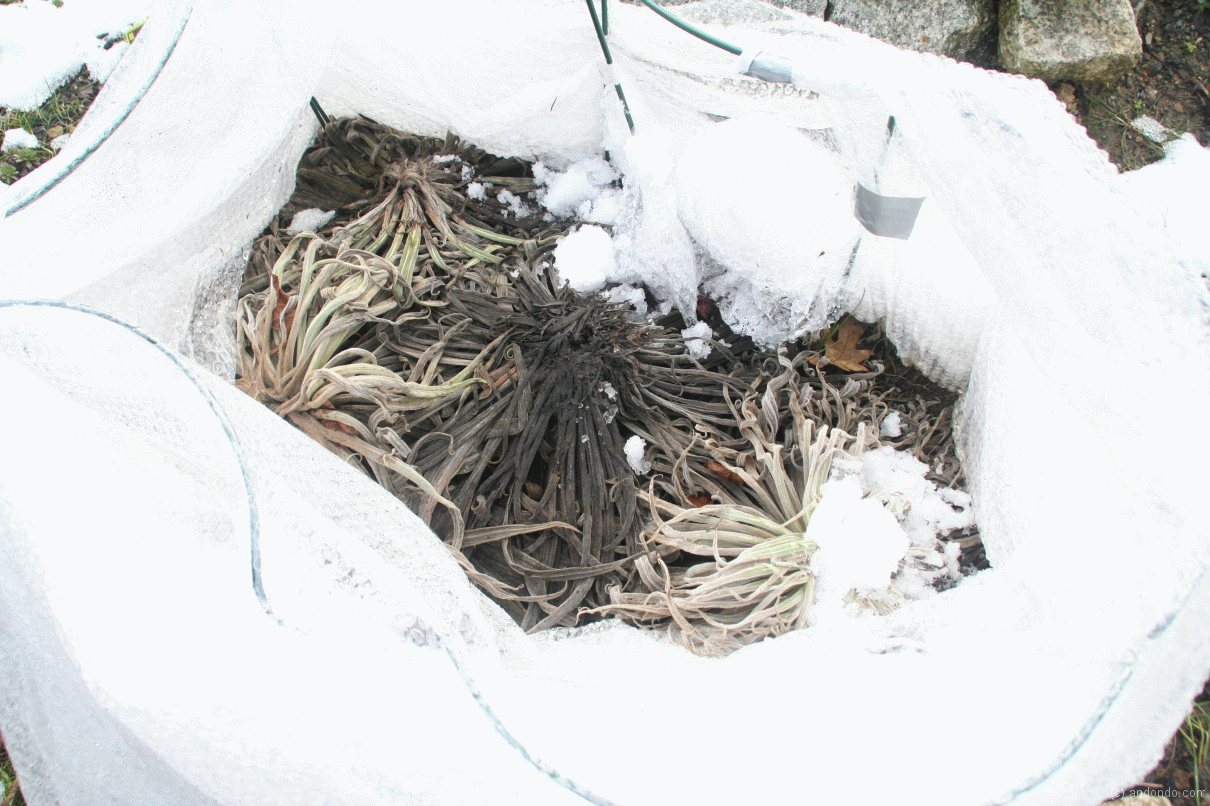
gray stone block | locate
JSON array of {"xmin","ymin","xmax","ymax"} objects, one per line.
[
  {"xmin": 622, "ymin": 0, "xmax": 992, "ymax": 60},
  {"xmin": 823, "ymin": 0, "xmax": 996, "ymax": 59},
  {"xmin": 999, "ymin": 0, "xmax": 1143, "ymax": 82},
  {"xmin": 761, "ymin": 0, "xmax": 828, "ymax": 16}
]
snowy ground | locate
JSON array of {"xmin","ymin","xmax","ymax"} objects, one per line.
[
  {"xmin": 0, "ymin": 0, "xmax": 151, "ymax": 110},
  {"xmin": 0, "ymin": 0, "xmax": 152, "ymax": 172}
]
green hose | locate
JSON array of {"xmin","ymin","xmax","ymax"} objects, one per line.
[
  {"xmin": 636, "ymin": 0, "xmax": 743, "ymax": 56},
  {"xmin": 584, "ymin": 0, "xmax": 636, "ymax": 134}
]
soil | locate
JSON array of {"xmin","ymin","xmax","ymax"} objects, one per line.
[{"xmin": 1049, "ymin": 0, "xmax": 1210, "ymax": 170}]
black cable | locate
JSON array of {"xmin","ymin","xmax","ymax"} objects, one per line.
[{"xmin": 309, "ymin": 96, "xmax": 331, "ymax": 128}]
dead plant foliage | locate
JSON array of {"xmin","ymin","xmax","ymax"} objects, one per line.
[{"xmin": 236, "ymin": 116, "xmax": 980, "ymax": 649}]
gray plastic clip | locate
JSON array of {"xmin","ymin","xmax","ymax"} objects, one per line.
[{"xmin": 738, "ymin": 51, "xmax": 793, "ymax": 84}]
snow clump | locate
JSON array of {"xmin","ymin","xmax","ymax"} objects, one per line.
[
  {"xmin": 680, "ymin": 321, "xmax": 713, "ymax": 359},
  {"xmin": 552, "ymin": 224, "xmax": 616, "ymax": 293},
  {"xmin": 2, "ymin": 128, "xmax": 38, "ymax": 152},
  {"xmin": 496, "ymin": 189, "xmax": 533, "ymax": 218},
  {"xmin": 624, "ymin": 435, "xmax": 651, "ymax": 475},
  {"xmin": 533, "ymin": 156, "xmax": 623, "ymax": 225},
  {"xmin": 808, "ymin": 445, "xmax": 974, "ymax": 624},
  {"xmin": 286, "ymin": 208, "xmax": 335, "ymax": 234}
]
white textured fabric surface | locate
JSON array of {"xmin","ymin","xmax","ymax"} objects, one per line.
[{"xmin": 1, "ymin": 1, "xmax": 1208, "ymax": 804}]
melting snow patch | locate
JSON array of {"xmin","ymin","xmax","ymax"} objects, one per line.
[
  {"xmin": 2, "ymin": 128, "xmax": 38, "ymax": 152},
  {"xmin": 534, "ymin": 156, "xmax": 624, "ymax": 225},
  {"xmin": 680, "ymin": 321, "xmax": 713, "ymax": 359},
  {"xmin": 807, "ymin": 445, "xmax": 974, "ymax": 624},
  {"xmin": 496, "ymin": 189, "xmax": 533, "ymax": 218},
  {"xmin": 466, "ymin": 181, "xmax": 487, "ymax": 201},
  {"xmin": 879, "ymin": 411, "xmax": 904, "ymax": 439},
  {"xmin": 601, "ymin": 283, "xmax": 648, "ymax": 320},
  {"xmin": 860, "ymin": 446, "xmax": 974, "ymax": 547},
  {"xmin": 1131, "ymin": 115, "xmax": 1175, "ymax": 144}
]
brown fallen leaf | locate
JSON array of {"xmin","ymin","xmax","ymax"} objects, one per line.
[
  {"xmin": 1055, "ymin": 83, "xmax": 1078, "ymax": 116},
  {"xmin": 686, "ymin": 492, "xmax": 712, "ymax": 508},
  {"xmin": 705, "ymin": 459, "xmax": 743, "ymax": 485},
  {"xmin": 270, "ymin": 274, "xmax": 286, "ymax": 316},
  {"xmin": 809, "ymin": 318, "xmax": 873, "ymax": 373},
  {"xmin": 479, "ymin": 362, "xmax": 518, "ymax": 399},
  {"xmin": 267, "ymin": 276, "xmax": 297, "ymax": 361},
  {"xmin": 321, "ymin": 418, "xmax": 359, "ymax": 436}
]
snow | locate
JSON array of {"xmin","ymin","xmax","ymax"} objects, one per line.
[
  {"xmin": 601, "ymin": 283, "xmax": 647, "ymax": 320},
  {"xmin": 0, "ymin": 0, "xmax": 152, "ymax": 110},
  {"xmin": 50, "ymin": 133, "xmax": 70, "ymax": 151},
  {"xmin": 495, "ymin": 189, "xmax": 532, "ymax": 218},
  {"xmin": 623, "ymin": 435, "xmax": 651, "ymax": 475},
  {"xmin": 3, "ymin": 3, "xmax": 1207, "ymax": 803},
  {"xmin": 1119, "ymin": 134, "xmax": 1210, "ymax": 286},
  {"xmin": 675, "ymin": 116, "xmax": 862, "ymax": 347},
  {"xmin": 860, "ymin": 446, "xmax": 974, "ymax": 548},
  {"xmin": 552, "ymin": 224, "xmax": 615, "ymax": 293},
  {"xmin": 432, "ymin": 154, "xmax": 458, "ymax": 164},
  {"xmin": 286, "ymin": 208, "xmax": 335, "ymax": 234},
  {"xmin": 1131, "ymin": 115, "xmax": 1173, "ymax": 144},
  {"xmin": 807, "ymin": 477, "xmax": 909, "ymax": 621},
  {"xmin": 533, "ymin": 156, "xmax": 622, "ymax": 224},
  {"xmin": 806, "ymin": 444, "xmax": 973, "ymax": 623},
  {"xmin": 2, "ymin": 127, "xmax": 38, "ymax": 152},
  {"xmin": 879, "ymin": 411, "xmax": 903, "ymax": 439},
  {"xmin": 466, "ymin": 181, "xmax": 487, "ymax": 201},
  {"xmin": 680, "ymin": 321, "xmax": 713, "ymax": 359},
  {"xmin": 605, "ymin": 132, "xmax": 699, "ymax": 320}
]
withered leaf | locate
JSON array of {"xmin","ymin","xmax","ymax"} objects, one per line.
[
  {"xmin": 322, "ymin": 418, "xmax": 359, "ymax": 436},
  {"xmin": 810, "ymin": 318, "xmax": 873, "ymax": 373},
  {"xmin": 705, "ymin": 459, "xmax": 743, "ymax": 485},
  {"xmin": 686, "ymin": 492, "xmax": 712, "ymax": 508},
  {"xmin": 269, "ymin": 275, "xmax": 296, "ymax": 333}
]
